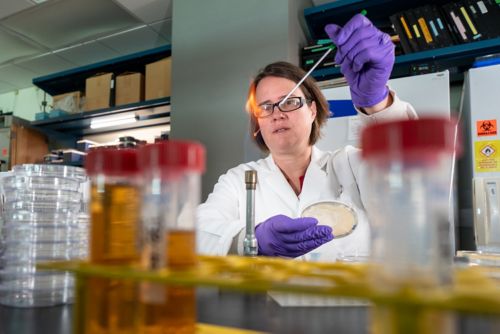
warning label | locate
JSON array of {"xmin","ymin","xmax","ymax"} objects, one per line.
[
  {"xmin": 475, "ymin": 140, "xmax": 500, "ymax": 172},
  {"xmin": 477, "ymin": 119, "xmax": 497, "ymax": 137}
]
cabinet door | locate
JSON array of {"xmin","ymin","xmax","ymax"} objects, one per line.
[
  {"xmin": 9, "ymin": 124, "xmax": 48, "ymax": 168},
  {"xmin": 0, "ymin": 128, "xmax": 10, "ymax": 172}
]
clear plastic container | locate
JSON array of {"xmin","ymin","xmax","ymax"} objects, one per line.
[
  {"xmin": 0, "ymin": 287, "xmax": 74, "ymax": 307},
  {"xmin": 362, "ymin": 118, "xmax": 461, "ymax": 286},
  {"xmin": 2, "ymin": 240, "xmax": 88, "ymax": 260},
  {"xmin": 361, "ymin": 118, "xmax": 461, "ymax": 334},
  {"xmin": 83, "ymin": 147, "xmax": 141, "ymax": 332},
  {"xmin": 3, "ymin": 200, "xmax": 82, "ymax": 214},
  {"xmin": 0, "ymin": 271, "xmax": 73, "ymax": 290},
  {"xmin": 137, "ymin": 140, "xmax": 205, "ymax": 333},
  {"xmin": 6, "ymin": 210, "xmax": 80, "ymax": 225},
  {"xmin": 1, "ymin": 223, "xmax": 88, "ymax": 243},
  {"xmin": 0, "ymin": 165, "xmax": 89, "ymax": 308},
  {"xmin": 2, "ymin": 175, "xmax": 81, "ymax": 192},
  {"xmin": 13, "ymin": 164, "xmax": 87, "ymax": 182},
  {"xmin": 2, "ymin": 188, "xmax": 81, "ymax": 204}
]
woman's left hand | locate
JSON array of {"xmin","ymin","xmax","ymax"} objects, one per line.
[{"xmin": 325, "ymin": 14, "xmax": 394, "ymax": 108}]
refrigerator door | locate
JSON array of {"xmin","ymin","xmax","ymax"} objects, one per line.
[{"xmin": 466, "ymin": 64, "xmax": 500, "ymax": 252}]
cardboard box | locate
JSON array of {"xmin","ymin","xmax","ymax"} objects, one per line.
[
  {"xmin": 115, "ymin": 72, "xmax": 144, "ymax": 106},
  {"xmin": 145, "ymin": 57, "xmax": 171, "ymax": 100},
  {"xmin": 85, "ymin": 73, "xmax": 114, "ymax": 111},
  {"xmin": 52, "ymin": 91, "xmax": 81, "ymax": 113}
]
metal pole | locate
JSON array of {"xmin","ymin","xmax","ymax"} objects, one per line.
[{"xmin": 244, "ymin": 170, "xmax": 258, "ymax": 256}]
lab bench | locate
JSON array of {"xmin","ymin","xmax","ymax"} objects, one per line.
[{"xmin": 2, "ymin": 288, "xmax": 500, "ymax": 334}]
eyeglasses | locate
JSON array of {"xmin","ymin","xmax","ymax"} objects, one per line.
[{"xmin": 255, "ymin": 96, "xmax": 311, "ymax": 119}]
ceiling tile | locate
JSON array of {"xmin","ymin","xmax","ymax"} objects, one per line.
[
  {"xmin": 149, "ymin": 19, "xmax": 172, "ymax": 43},
  {"xmin": 0, "ymin": 64, "xmax": 39, "ymax": 89},
  {"xmin": 0, "ymin": 0, "xmax": 34, "ymax": 20},
  {"xmin": 98, "ymin": 26, "xmax": 167, "ymax": 55},
  {"xmin": 2, "ymin": 0, "xmax": 142, "ymax": 49},
  {"xmin": 0, "ymin": 27, "xmax": 45, "ymax": 65},
  {"xmin": 0, "ymin": 80, "xmax": 17, "ymax": 95},
  {"xmin": 115, "ymin": 0, "xmax": 172, "ymax": 23},
  {"xmin": 15, "ymin": 53, "xmax": 77, "ymax": 77},
  {"xmin": 55, "ymin": 41, "xmax": 121, "ymax": 67}
]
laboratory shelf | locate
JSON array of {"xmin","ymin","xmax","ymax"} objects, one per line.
[
  {"xmin": 312, "ymin": 37, "xmax": 500, "ymax": 81},
  {"xmin": 32, "ymin": 45, "xmax": 171, "ymax": 96},
  {"xmin": 304, "ymin": 0, "xmax": 500, "ymax": 81},
  {"xmin": 30, "ymin": 97, "xmax": 170, "ymax": 136}
]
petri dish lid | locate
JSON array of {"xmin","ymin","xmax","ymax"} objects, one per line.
[
  {"xmin": 301, "ymin": 201, "xmax": 357, "ymax": 238},
  {"xmin": 5, "ymin": 211, "xmax": 80, "ymax": 224},
  {"xmin": 2, "ymin": 188, "xmax": 81, "ymax": 203},
  {"xmin": 1, "ymin": 175, "xmax": 81, "ymax": 192},
  {"xmin": 13, "ymin": 164, "xmax": 87, "ymax": 182},
  {"xmin": 3, "ymin": 200, "xmax": 81, "ymax": 214}
]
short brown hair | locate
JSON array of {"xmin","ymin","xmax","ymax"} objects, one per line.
[{"xmin": 246, "ymin": 61, "xmax": 330, "ymax": 152}]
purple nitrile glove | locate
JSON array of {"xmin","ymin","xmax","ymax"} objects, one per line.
[
  {"xmin": 324, "ymin": 14, "xmax": 395, "ymax": 108},
  {"xmin": 255, "ymin": 215, "xmax": 334, "ymax": 258}
]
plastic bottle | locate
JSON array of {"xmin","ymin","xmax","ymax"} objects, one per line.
[
  {"xmin": 137, "ymin": 140, "xmax": 205, "ymax": 334},
  {"xmin": 361, "ymin": 117, "xmax": 461, "ymax": 334},
  {"xmin": 83, "ymin": 147, "xmax": 141, "ymax": 334}
]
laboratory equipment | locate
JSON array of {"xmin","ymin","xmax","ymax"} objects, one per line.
[
  {"xmin": 279, "ymin": 46, "xmax": 334, "ymax": 106},
  {"xmin": 83, "ymin": 147, "xmax": 140, "ymax": 334},
  {"xmin": 137, "ymin": 140, "xmax": 205, "ymax": 334},
  {"xmin": 244, "ymin": 170, "xmax": 258, "ymax": 256},
  {"xmin": 361, "ymin": 117, "xmax": 461, "ymax": 334},
  {"xmin": 0, "ymin": 164, "xmax": 88, "ymax": 307},
  {"xmin": 463, "ymin": 64, "xmax": 500, "ymax": 253},
  {"xmin": 317, "ymin": 70, "xmax": 457, "ymax": 249},
  {"xmin": 301, "ymin": 200, "xmax": 357, "ymax": 238}
]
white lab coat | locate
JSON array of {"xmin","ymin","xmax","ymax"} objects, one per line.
[{"xmin": 196, "ymin": 91, "xmax": 418, "ymax": 261}]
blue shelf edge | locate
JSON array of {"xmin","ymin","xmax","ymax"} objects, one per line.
[
  {"xmin": 32, "ymin": 45, "xmax": 171, "ymax": 87},
  {"xmin": 304, "ymin": 0, "xmax": 363, "ymax": 16},
  {"xmin": 312, "ymin": 37, "xmax": 500, "ymax": 79}
]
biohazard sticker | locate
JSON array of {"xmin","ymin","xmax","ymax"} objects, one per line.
[
  {"xmin": 476, "ymin": 119, "xmax": 497, "ymax": 137},
  {"xmin": 475, "ymin": 140, "xmax": 500, "ymax": 172}
]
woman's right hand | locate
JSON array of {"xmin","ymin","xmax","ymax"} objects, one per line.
[{"xmin": 255, "ymin": 215, "xmax": 333, "ymax": 257}]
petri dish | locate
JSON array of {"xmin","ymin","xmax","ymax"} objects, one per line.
[
  {"xmin": 1, "ymin": 223, "xmax": 88, "ymax": 243},
  {"xmin": 301, "ymin": 201, "xmax": 358, "ymax": 238},
  {"xmin": 2, "ymin": 175, "xmax": 81, "ymax": 192},
  {"xmin": 13, "ymin": 164, "xmax": 87, "ymax": 182},
  {"xmin": 2, "ymin": 240, "xmax": 88, "ymax": 260},
  {"xmin": 2, "ymin": 187, "xmax": 81, "ymax": 204},
  {"xmin": 6, "ymin": 211, "xmax": 80, "ymax": 224},
  {"xmin": 3, "ymin": 200, "xmax": 82, "ymax": 214},
  {"xmin": 0, "ymin": 286, "xmax": 74, "ymax": 307}
]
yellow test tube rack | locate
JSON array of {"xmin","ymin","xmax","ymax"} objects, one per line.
[{"xmin": 39, "ymin": 255, "xmax": 500, "ymax": 333}]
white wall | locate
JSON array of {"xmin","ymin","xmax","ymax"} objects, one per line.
[{"xmin": 0, "ymin": 86, "xmax": 51, "ymax": 121}]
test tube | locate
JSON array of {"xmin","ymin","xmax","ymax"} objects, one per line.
[
  {"xmin": 137, "ymin": 140, "xmax": 205, "ymax": 334},
  {"xmin": 82, "ymin": 147, "xmax": 141, "ymax": 334}
]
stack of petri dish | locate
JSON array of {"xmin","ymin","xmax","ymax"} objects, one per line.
[{"xmin": 0, "ymin": 164, "xmax": 89, "ymax": 307}]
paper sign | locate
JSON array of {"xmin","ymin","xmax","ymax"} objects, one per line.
[
  {"xmin": 476, "ymin": 119, "xmax": 497, "ymax": 137},
  {"xmin": 475, "ymin": 140, "xmax": 500, "ymax": 172}
]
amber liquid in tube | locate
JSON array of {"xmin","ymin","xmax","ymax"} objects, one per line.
[
  {"xmin": 83, "ymin": 184, "xmax": 140, "ymax": 334},
  {"xmin": 138, "ymin": 230, "xmax": 197, "ymax": 334}
]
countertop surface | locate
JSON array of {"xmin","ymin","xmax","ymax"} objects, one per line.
[{"xmin": 1, "ymin": 288, "xmax": 499, "ymax": 334}]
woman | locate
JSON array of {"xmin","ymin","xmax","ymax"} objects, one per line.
[{"xmin": 196, "ymin": 14, "xmax": 417, "ymax": 261}]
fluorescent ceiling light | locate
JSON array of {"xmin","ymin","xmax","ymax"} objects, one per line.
[{"xmin": 90, "ymin": 113, "xmax": 137, "ymax": 129}]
